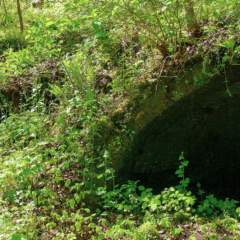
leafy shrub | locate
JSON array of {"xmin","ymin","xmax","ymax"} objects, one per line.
[
  {"xmin": 156, "ymin": 187, "xmax": 195, "ymax": 215},
  {"xmin": 98, "ymin": 180, "xmax": 196, "ymax": 222},
  {"xmin": 175, "ymin": 152, "xmax": 191, "ymax": 191},
  {"xmin": 97, "ymin": 181, "xmax": 152, "ymax": 214},
  {"xmin": 197, "ymin": 195, "xmax": 238, "ymax": 217},
  {"xmin": 0, "ymin": 30, "xmax": 27, "ymax": 55}
]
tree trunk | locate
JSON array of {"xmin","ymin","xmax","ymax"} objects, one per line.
[
  {"xmin": 17, "ymin": 0, "xmax": 24, "ymax": 32},
  {"xmin": 1, "ymin": 0, "xmax": 8, "ymax": 16},
  {"xmin": 184, "ymin": 0, "xmax": 201, "ymax": 37}
]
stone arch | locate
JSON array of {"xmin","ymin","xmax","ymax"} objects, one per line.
[{"xmin": 120, "ymin": 66, "xmax": 240, "ymax": 198}]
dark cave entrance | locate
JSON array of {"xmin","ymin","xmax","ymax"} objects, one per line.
[{"xmin": 123, "ymin": 69, "xmax": 240, "ymax": 199}]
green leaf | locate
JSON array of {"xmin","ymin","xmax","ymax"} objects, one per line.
[{"xmin": 11, "ymin": 234, "xmax": 25, "ymax": 240}]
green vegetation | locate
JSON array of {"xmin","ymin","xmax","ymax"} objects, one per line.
[{"xmin": 0, "ymin": 0, "xmax": 240, "ymax": 239}]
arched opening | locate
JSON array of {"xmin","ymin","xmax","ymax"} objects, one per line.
[{"xmin": 122, "ymin": 68, "xmax": 240, "ymax": 199}]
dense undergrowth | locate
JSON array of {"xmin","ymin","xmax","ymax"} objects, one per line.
[{"xmin": 0, "ymin": 0, "xmax": 240, "ymax": 239}]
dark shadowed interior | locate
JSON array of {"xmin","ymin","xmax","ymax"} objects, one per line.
[{"xmin": 122, "ymin": 68, "xmax": 240, "ymax": 199}]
